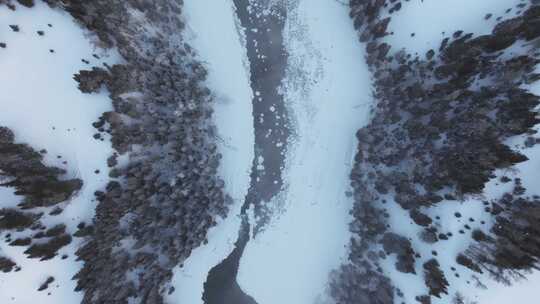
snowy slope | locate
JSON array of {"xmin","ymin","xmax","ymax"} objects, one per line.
[
  {"xmin": 379, "ymin": 169, "xmax": 516, "ymax": 303},
  {"xmin": 165, "ymin": 0, "xmax": 254, "ymax": 303},
  {"xmin": 371, "ymin": 2, "xmax": 540, "ymax": 303},
  {"xmin": 236, "ymin": 0, "xmax": 373, "ymax": 303},
  {"xmin": 382, "ymin": 0, "xmax": 526, "ymax": 55},
  {"xmin": 479, "ymin": 271, "xmax": 540, "ymax": 304},
  {"xmin": 0, "ymin": 2, "xmax": 119, "ymax": 303}
]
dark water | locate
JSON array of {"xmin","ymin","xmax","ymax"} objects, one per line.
[
  {"xmin": 236, "ymin": 0, "xmax": 290, "ymax": 227},
  {"xmin": 202, "ymin": 218, "xmax": 257, "ymax": 304},
  {"xmin": 202, "ymin": 0, "xmax": 290, "ymax": 303}
]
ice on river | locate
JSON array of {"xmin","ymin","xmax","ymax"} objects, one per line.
[{"xmin": 236, "ymin": 0, "xmax": 373, "ymax": 303}]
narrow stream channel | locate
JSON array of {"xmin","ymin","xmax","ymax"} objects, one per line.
[{"xmin": 202, "ymin": 0, "xmax": 291, "ymax": 303}]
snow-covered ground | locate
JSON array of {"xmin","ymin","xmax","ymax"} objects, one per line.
[
  {"xmin": 236, "ymin": 0, "xmax": 373, "ymax": 303},
  {"xmin": 382, "ymin": 0, "xmax": 526, "ymax": 55},
  {"xmin": 480, "ymin": 271, "xmax": 540, "ymax": 304},
  {"xmin": 379, "ymin": 169, "xmax": 516, "ymax": 303},
  {"xmin": 0, "ymin": 2, "xmax": 119, "ymax": 303},
  {"xmin": 165, "ymin": 1, "xmax": 254, "ymax": 303}
]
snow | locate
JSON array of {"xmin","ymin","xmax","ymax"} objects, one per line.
[
  {"xmin": 380, "ymin": 172, "xmax": 514, "ymax": 304},
  {"xmin": 479, "ymin": 271, "xmax": 540, "ymax": 304},
  {"xmin": 0, "ymin": 1, "xmax": 119, "ymax": 303},
  {"xmin": 165, "ymin": 1, "xmax": 254, "ymax": 303},
  {"xmin": 0, "ymin": 187, "xmax": 22, "ymax": 209},
  {"xmin": 382, "ymin": 0, "xmax": 526, "ymax": 55},
  {"xmin": 236, "ymin": 0, "xmax": 373, "ymax": 303}
]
